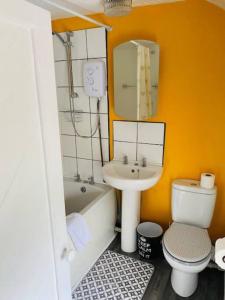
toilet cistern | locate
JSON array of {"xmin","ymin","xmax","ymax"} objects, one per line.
[
  {"xmin": 103, "ymin": 160, "xmax": 163, "ymax": 252},
  {"xmin": 162, "ymin": 179, "xmax": 217, "ymax": 297}
]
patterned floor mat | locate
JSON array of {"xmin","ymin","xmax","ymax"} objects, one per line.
[{"xmin": 72, "ymin": 250, "xmax": 154, "ymax": 300}]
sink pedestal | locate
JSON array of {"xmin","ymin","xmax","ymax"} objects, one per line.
[{"xmin": 121, "ymin": 190, "xmax": 141, "ymax": 253}]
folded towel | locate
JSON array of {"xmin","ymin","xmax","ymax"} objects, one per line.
[{"xmin": 66, "ymin": 213, "xmax": 91, "ymax": 251}]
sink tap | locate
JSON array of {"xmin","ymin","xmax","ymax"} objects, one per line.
[
  {"xmin": 88, "ymin": 176, "xmax": 95, "ymax": 185},
  {"xmin": 142, "ymin": 157, "xmax": 147, "ymax": 167},
  {"xmin": 123, "ymin": 155, "xmax": 128, "ymax": 165},
  {"xmin": 74, "ymin": 174, "xmax": 81, "ymax": 182}
]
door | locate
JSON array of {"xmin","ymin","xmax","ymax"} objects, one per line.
[{"xmin": 0, "ymin": 1, "xmax": 71, "ymax": 299}]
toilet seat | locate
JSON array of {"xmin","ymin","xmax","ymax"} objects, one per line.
[{"xmin": 163, "ymin": 222, "xmax": 211, "ymax": 263}]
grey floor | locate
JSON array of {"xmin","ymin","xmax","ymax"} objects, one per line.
[{"xmin": 108, "ymin": 235, "xmax": 224, "ymax": 300}]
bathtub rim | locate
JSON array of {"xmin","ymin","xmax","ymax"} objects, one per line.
[{"xmin": 63, "ymin": 177, "xmax": 114, "ymax": 216}]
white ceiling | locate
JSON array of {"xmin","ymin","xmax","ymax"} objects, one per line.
[
  {"xmin": 27, "ymin": 0, "xmax": 225, "ymax": 20},
  {"xmin": 26, "ymin": 0, "xmax": 182, "ymax": 19}
]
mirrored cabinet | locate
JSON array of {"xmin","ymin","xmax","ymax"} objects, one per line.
[{"xmin": 113, "ymin": 40, "xmax": 160, "ymax": 121}]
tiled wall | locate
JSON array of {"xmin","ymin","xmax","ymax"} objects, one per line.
[
  {"xmin": 113, "ymin": 121, "xmax": 165, "ymax": 166},
  {"xmin": 53, "ymin": 28, "xmax": 109, "ymax": 183}
]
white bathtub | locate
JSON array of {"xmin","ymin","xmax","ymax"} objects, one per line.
[{"xmin": 63, "ymin": 178, "xmax": 117, "ymax": 289}]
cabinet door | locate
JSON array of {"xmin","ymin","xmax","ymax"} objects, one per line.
[{"xmin": 0, "ymin": 1, "xmax": 71, "ymax": 300}]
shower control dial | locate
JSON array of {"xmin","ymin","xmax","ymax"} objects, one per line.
[
  {"xmin": 87, "ymin": 77, "xmax": 94, "ymax": 85},
  {"xmin": 87, "ymin": 68, "xmax": 94, "ymax": 75},
  {"xmin": 83, "ymin": 61, "xmax": 106, "ymax": 97}
]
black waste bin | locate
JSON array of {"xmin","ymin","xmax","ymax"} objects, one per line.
[{"xmin": 137, "ymin": 222, "xmax": 163, "ymax": 259}]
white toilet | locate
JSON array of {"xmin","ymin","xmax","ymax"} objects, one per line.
[{"xmin": 162, "ymin": 179, "xmax": 217, "ymax": 297}]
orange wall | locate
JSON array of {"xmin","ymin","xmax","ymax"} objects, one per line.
[{"xmin": 52, "ymin": 0, "xmax": 225, "ymax": 240}]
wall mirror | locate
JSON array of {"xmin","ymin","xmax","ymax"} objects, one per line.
[{"xmin": 113, "ymin": 40, "xmax": 160, "ymax": 121}]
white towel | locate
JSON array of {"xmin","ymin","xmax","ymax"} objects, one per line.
[{"xmin": 66, "ymin": 213, "xmax": 91, "ymax": 251}]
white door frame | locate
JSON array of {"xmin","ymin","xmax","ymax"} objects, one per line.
[{"xmin": 0, "ymin": 1, "xmax": 71, "ymax": 299}]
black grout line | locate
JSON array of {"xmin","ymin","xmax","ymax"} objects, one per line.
[
  {"xmin": 113, "ymin": 140, "xmax": 164, "ymax": 146},
  {"xmin": 161, "ymin": 123, "xmax": 166, "ymax": 167},
  {"xmin": 57, "ymin": 85, "xmax": 109, "ymax": 89},
  {"xmin": 54, "ymin": 57, "xmax": 107, "ymax": 63},
  {"xmin": 63, "ymin": 155, "xmax": 109, "ymax": 163},
  {"xmin": 58, "ymin": 85, "xmax": 84, "ymax": 88},
  {"xmin": 136, "ymin": 122, "xmax": 138, "ymax": 161},
  {"xmin": 113, "ymin": 120, "xmax": 166, "ymax": 125},
  {"xmin": 73, "ymin": 134, "xmax": 79, "ymax": 175},
  {"xmin": 60, "ymin": 110, "xmax": 108, "ymax": 115},
  {"xmin": 61, "ymin": 133, "xmax": 109, "ymax": 140},
  {"xmin": 104, "ymin": 28, "xmax": 111, "ymax": 163},
  {"xmin": 84, "ymin": 29, "xmax": 88, "ymax": 60},
  {"xmin": 89, "ymin": 95, "xmax": 95, "ymax": 178},
  {"xmin": 113, "ymin": 140, "xmax": 136, "ymax": 144},
  {"xmin": 85, "ymin": 29, "xmax": 94, "ymax": 178}
]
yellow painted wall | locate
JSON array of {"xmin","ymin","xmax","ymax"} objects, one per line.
[{"xmin": 52, "ymin": 0, "xmax": 225, "ymax": 240}]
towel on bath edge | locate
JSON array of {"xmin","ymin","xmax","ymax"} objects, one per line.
[{"xmin": 66, "ymin": 213, "xmax": 91, "ymax": 251}]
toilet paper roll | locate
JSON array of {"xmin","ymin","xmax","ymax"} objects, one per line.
[
  {"xmin": 215, "ymin": 238, "xmax": 225, "ymax": 270},
  {"xmin": 200, "ymin": 173, "xmax": 215, "ymax": 189}
]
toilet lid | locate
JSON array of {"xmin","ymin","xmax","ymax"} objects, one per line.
[{"xmin": 163, "ymin": 222, "xmax": 211, "ymax": 263}]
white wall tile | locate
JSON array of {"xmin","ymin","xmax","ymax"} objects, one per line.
[
  {"xmin": 74, "ymin": 113, "xmax": 91, "ymax": 136},
  {"xmin": 73, "ymin": 87, "xmax": 90, "ymax": 113},
  {"xmin": 92, "ymin": 114, "xmax": 109, "ymax": 139},
  {"xmin": 53, "ymin": 33, "xmax": 67, "ymax": 61},
  {"xmin": 61, "ymin": 135, "xmax": 76, "ymax": 157},
  {"xmin": 72, "ymin": 60, "xmax": 86, "ymax": 86},
  {"xmin": 53, "ymin": 31, "xmax": 87, "ymax": 61},
  {"xmin": 63, "ymin": 157, "xmax": 77, "ymax": 178},
  {"xmin": 137, "ymin": 144, "xmax": 164, "ymax": 166},
  {"xmin": 92, "ymin": 138, "xmax": 109, "ymax": 162},
  {"xmin": 76, "ymin": 137, "xmax": 92, "ymax": 159},
  {"xmin": 57, "ymin": 87, "xmax": 90, "ymax": 113},
  {"xmin": 114, "ymin": 141, "xmax": 136, "ymax": 161},
  {"xmin": 54, "ymin": 28, "xmax": 109, "ymax": 181},
  {"xmin": 59, "ymin": 112, "xmax": 75, "ymax": 135},
  {"xmin": 55, "ymin": 61, "xmax": 68, "ymax": 86},
  {"xmin": 114, "ymin": 121, "xmax": 137, "ymax": 142},
  {"xmin": 86, "ymin": 28, "xmax": 106, "ymax": 58},
  {"xmin": 138, "ymin": 122, "xmax": 165, "ymax": 145},
  {"xmin": 77, "ymin": 159, "xmax": 92, "ymax": 180},
  {"xmin": 93, "ymin": 161, "xmax": 104, "ymax": 184},
  {"xmin": 57, "ymin": 88, "xmax": 70, "ymax": 111},
  {"xmin": 71, "ymin": 30, "xmax": 87, "ymax": 60},
  {"xmin": 90, "ymin": 92, "xmax": 108, "ymax": 114}
]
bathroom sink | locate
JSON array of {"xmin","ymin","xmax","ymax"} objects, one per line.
[
  {"xmin": 103, "ymin": 160, "xmax": 162, "ymax": 191},
  {"xmin": 103, "ymin": 160, "xmax": 163, "ymax": 253}
]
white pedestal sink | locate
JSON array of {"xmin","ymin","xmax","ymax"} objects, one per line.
[{"xmin": 103, "ymin": 160, "xmax": 163, "ymax": 253}]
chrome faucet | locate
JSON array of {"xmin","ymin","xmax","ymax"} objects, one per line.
[
  {"xmin": 142, "ymin": 157, "xmax": 147, "ymax": 167},
  {"xmin": 88, "ymin": 176, "xmax": 95, "ymax": 185},
  {"xmin": 74, "ymin": 174, "xmax": 81, "ymax": 182},
  {"xmin": 123, "ymin": 155, "xmax": 128, "ymax": 165}
]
